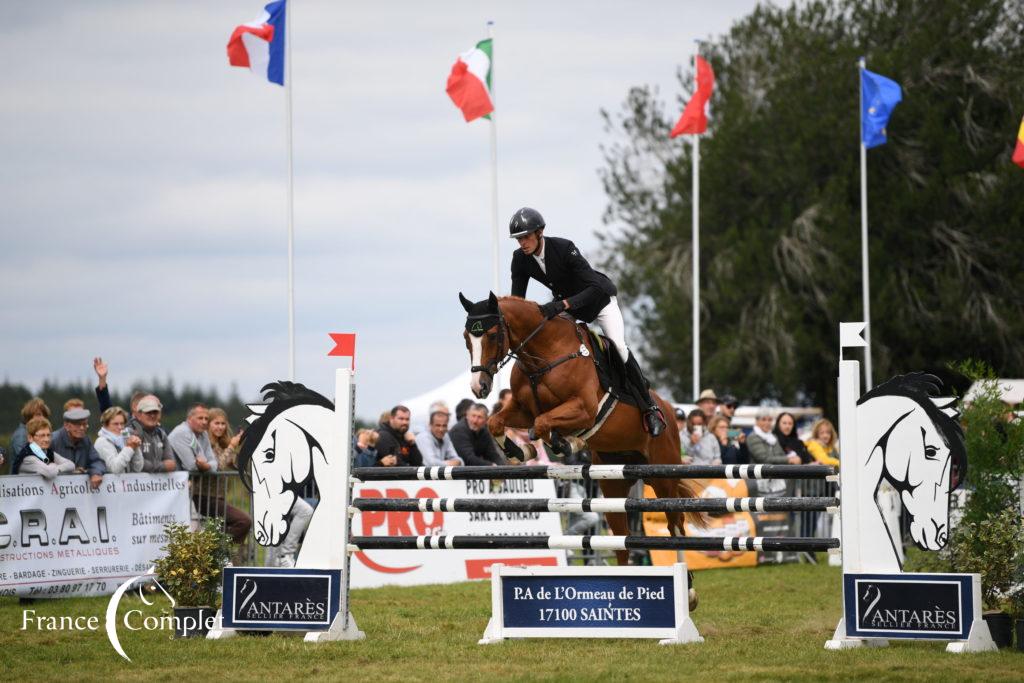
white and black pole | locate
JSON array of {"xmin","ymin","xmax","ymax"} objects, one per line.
[{"xmin": 858, "ymin": 57, "xmax": 872, "ymax": 390}]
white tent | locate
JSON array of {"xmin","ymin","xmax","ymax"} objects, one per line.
[
  {"xmin": 399, "ymin": 364, "xmax": 515, "ymax": 432},
  {"xmin": 965, "ymin": 379, "xmax": 1024, "ymax": 406}
]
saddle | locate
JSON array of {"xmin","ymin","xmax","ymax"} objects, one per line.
[{"xmin": 580, "ymin": 325, "xmax": 638, "ymax": 409}]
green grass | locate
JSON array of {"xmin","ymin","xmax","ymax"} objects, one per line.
[{"xmin": 1, "ymin": 562, "xmax": 1020, "ymax": 682}]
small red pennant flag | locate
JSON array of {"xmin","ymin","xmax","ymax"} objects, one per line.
[{"xmin": 328, "ymin": 333, "xmax": 357, "ymax": 370}]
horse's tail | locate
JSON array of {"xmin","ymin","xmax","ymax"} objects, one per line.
[
  {"xmin": 675, "ymin": 479, "xmax": 708, "ymax": 530},
  {"xmin": 648, "ymin": 393, "xmax": 708, "ymax": 532}
]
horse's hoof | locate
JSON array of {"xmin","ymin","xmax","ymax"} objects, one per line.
[
  {"xmin": 564, "ymin": 436, "xmax": 587, "ymax": 454},
  {"xmin": 521, "ymin": 442, "xmax": 537, "ymax": 460},
  {"xmin": 688, "ymin": 588, "xmax": 698, "ymax": 612}
]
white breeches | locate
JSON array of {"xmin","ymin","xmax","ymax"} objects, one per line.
[{"xmin": 594, "ymin": 297, "xmax": 630, "ymax": 362}]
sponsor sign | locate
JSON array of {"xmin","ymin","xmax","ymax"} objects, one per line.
[
  {"xmin": 350, "ymin": 479, "xmax": 565, "ymax": 588},
  {"xmin": 479, "ymin": 563, "xmax": 701, "ymax": 644},
  {"xmin": 0, "ymin": 473, "xmax": 190, "ymax": 598},
  {"xmin": 222, "ymin": 567, "xmax": 341, "ymax": 631},
  {"xmin": 844, "ymin": 573, "xmax": 973, "ymax": 640}
]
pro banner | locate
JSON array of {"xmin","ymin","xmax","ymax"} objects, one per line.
[
  {"xmin": 0, "ymin": 473, "xmax": 190, "ymax": 598},
  {"xmin": 350, "ymin": 479, "xmax": 566, "ymax": 588}
]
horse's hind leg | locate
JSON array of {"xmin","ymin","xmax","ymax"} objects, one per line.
[{"xmin": 596, "ymin": 478, "xmax": 633, "ymax": 566}]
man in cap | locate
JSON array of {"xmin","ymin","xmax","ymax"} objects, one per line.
[
  {"xmin": 696, "ymin": 389, "xmax": 719, "ymax": 422},
  {"xmin": 718, "ymin": 393, "xmax": 739, "ymax": 420},
  {"xmin": 508, "ymin": 207, "xmax": 667, "ymax": 436},
  {"xmin": 127, "ymin": 395, "xmax": 177, "ymax": 473},
  {"xmin": 51, "ymin": 406, "xmax": 106, "ymax": 488}
]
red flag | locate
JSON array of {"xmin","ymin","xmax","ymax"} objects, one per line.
[
  {"xmin": 328, "ymin": 333, "xmax": 357, "ymax": 370},
  {"xmin": 1013, "ymin": 115, "xmax": 1024, "ymax": 169},
  {"xmin": 670, "ymin": 56, "xmax": 715, "ymax": 138}
]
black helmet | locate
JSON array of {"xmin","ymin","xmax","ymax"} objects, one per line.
[{"xmin": 509, "ymin": 207, "xmax": 545, "ymax": 238}]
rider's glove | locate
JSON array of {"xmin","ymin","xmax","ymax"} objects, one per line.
[{"xmin": 540, "ymin": 300, "xmax": 565, "ymax": 320}]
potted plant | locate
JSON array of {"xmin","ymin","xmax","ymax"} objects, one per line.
[
  {"xmin": 946, "ymin": 366, "xmax": 1024, "ymax": 648},
  {"xmin": 153, "ymin": 518, "xmax": 233, "ymax": 638}
]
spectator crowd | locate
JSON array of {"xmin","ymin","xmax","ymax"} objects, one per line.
[{"xmin": 3, "ymin": 358, "xmax": 842, "ymax": 567}]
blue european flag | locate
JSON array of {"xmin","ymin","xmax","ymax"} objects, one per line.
[{"xmin": 861, "ymin": 68, "xmax": 902, "ymax": 148}]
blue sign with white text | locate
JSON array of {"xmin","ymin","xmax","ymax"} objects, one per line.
[
  {"xmin": 844, "ymin": 573, "xmax": 971, "ymax": 640},
  {"xmin": 502, "ymin": 575, "xmax": 676, "ymax": 629},
  {"xmin": 222, "ymin": 567, "xmax": 341, "ymax": 631}
]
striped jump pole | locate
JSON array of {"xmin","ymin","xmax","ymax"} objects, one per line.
[
  {"xmin": 352, "ymin": 464, "xmax": 837, "ymax": 482},
  {"xmin": 350, "ymin": 535, "xmax": 840, "ymax": 553},
  {"xmin": 352, "ymin": 496, "xmax": 839, "ymax": 514}
]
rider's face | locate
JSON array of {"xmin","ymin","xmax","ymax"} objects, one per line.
[{"xmin": 516, "ymin": 231, "xmax": 542, "ymax": 256}]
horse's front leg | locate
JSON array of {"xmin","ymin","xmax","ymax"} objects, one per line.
[
  {"xmin": 488, "ymin": 396, "xmax": 536, "ymax": 461},
  {"xmin": 534, "ymin": 398, "xmax": 594, "ymax": 456}
]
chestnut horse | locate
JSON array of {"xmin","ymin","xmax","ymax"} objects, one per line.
[{"xmin": 460, "ymin": 292, "xmax": 698, "ymax": 564}]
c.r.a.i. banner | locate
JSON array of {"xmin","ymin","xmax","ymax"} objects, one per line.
[{"xmin": 0, "ymin": 473, "xmax": 189, "ymax": 598}]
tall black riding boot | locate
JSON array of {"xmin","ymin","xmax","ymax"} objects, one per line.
[{"xmin": 624, "ymin": 353, "xmax": 666, "ymax": 437}]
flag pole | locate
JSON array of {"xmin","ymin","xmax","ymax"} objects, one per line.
[
  {"xmin": 858, "ymin": 57, "xmax": 872, "ymax": 390},
  {"xmin": 285, "ymin": 0, "xmax": 296, "ymax": 381},
  {"xmin": 487, "ymin": 20, "xmax": 500, "ymax": 295},
  {"xmin": 691, "ymin": 45, "xmax": 701, "ymax": 401}
]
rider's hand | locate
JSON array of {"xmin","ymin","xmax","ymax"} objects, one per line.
[{"xmin": 539, "ymin": 300, "xmax": 565, "ymax": 319}]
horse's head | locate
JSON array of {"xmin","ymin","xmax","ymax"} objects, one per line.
[
  {"xmin": 460, "ymin": 291, "xmax": 505, "ymax": 399},
  {"xmin": 858, "ymin": 373, "xmax": 966, "ymax": 552},
  {"xmin": 237, "ymin": 382, "xmax": 333, "ymax": 547}
]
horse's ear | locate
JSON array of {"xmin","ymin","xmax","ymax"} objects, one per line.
[
  {"xmin": 459, "ymin": 292, "xmax": 474, "ymax": 313},
  {"xmin": 487, "ymin": 291, "xmax": 499, "ymax": 310}
]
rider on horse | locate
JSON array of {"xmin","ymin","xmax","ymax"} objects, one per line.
[{"xmin": 508, "ymin": 207, "xmax": 668, "ymax": 437}]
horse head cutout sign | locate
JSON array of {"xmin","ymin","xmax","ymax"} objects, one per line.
[
  {"xmin": 854, "ymin": 372, "xmax": 966, "ymax": 571},
  {"xmin": 237, "ymin": 381, "xmax": 342, "ymax": 568}
]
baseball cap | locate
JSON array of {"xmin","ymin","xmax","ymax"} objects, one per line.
[
  {"xmin": 720, "ymin": 393, "xmax": 738, "ymax": 407},
  {"xmin": 64, "ymin": 407, "xmax": 91, "ymax": 422},
  {"xmin": 137, "ymin": 396, "xmax": 163, "ymax": 413}
]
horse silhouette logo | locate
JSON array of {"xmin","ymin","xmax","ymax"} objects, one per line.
[
  {"xmin": 855, "ymin": 372, "xmax": 966, "ymax": 571},
  {"xmin": 237, "ymin": 382, "xmax": 337, "ymax": 564}
]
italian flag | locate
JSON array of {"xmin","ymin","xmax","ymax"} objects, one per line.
[
  {"xmin": 446, "ymin": 39, "xmax": 493, "ymax": 122},
  {"xmin": 1013, "ymin": 115, "xmax": 1024, "ymax": 169}
]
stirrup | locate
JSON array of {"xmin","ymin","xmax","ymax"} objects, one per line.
[{"xmin": 643, "ymin": 407, "xmax": 666, "ymax": 437}]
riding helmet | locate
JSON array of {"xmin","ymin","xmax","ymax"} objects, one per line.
[{"xmin": 509, "ymin": 207, "xmax": 545, "ymax": 238}]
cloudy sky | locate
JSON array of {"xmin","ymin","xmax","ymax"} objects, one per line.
[{"xmin": 1, "ymin": 0, "xmax": 762, "ymax": 419}]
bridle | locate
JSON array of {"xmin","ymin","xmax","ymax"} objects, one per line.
[{"xmin": 467, "ymin": 302, "xmax": 593, "ymax": 411}]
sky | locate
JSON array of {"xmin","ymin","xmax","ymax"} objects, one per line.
[{"xmin": 0, "ymin": 0, "xmax": 763, "ymax": 420}]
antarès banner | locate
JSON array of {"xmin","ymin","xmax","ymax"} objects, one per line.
[
  {"xmin": 350, "ymin": 478, "xmax": 566, "ymax": 588},
  {"xmin": 0, "ymin": 473, "xmax": 190, "ymax": 598}
]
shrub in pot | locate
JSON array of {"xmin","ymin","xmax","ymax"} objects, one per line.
[
  {"xmin": 153, "ymin": 518, "xmax": 233, "ymax": 638},
  {"xmin": 905, "ymin": 366, "xmax": 1024, "ymax": 648}
]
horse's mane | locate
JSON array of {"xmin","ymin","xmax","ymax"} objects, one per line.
[
  {"xmin": 236, "ymin": 381, "xmax": 334, "ymax": 491},
  {"xmin": 858, "ymin": 372, "xmax": 967, "ymax": 486}
]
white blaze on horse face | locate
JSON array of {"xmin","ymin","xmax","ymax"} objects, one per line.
[
  {"xmin": 469, "ymin": 334, "xmax": 486, "ymax": 397},
  {"xmin": 250, "ymin": 417, "xmax": 310, "ymax": 547}
]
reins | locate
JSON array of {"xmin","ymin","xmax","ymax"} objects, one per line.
[{"xmin": 470, "ymin": 302, "xmax": 593, "ymax": 414}]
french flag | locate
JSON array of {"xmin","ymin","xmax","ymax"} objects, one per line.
[{"xmin": 227, "ymin": 1, "xmax": 286, "ymax": 86}]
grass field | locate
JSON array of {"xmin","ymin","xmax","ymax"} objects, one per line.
[{"xmin": 1, "ymin": 562, "xmax": 1020, "ymax": 682}]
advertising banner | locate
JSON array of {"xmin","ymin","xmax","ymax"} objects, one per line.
[
  {"xmin": 0, "ymin": 473, "xmax": 190, "ymax": 598},
  {"xmin": 222, "ymin": 567, "xmax": 341, "ymax": 631},
  {"xmin": 642, "ymin": 479, "xmax": 797, "ymax": 570},
  {"xmin": 350, "ymin": 478, "xmax": 566, "ymax": 588},
  {"xmin": 478, "ymin": 563, "xmax": 702, "ymax": 644}
]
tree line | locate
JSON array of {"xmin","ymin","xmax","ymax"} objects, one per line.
[{"xmin": 599, "ymin": 0, "xmax": 1024, "ymax": 418}]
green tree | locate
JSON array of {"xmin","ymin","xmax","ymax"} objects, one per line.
[{"xmin": 600, "ymin": 0, "xmax": 1024, "ymax": 415}]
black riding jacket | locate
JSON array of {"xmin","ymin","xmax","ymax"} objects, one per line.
[{"xmin": 510, "ymin": 236, "xmax": 617, "ymax": 323}]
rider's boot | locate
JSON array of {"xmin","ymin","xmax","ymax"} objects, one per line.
[{"xmin": 624, "ymin": 352, "xmax": 667, "ymax": 437}]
